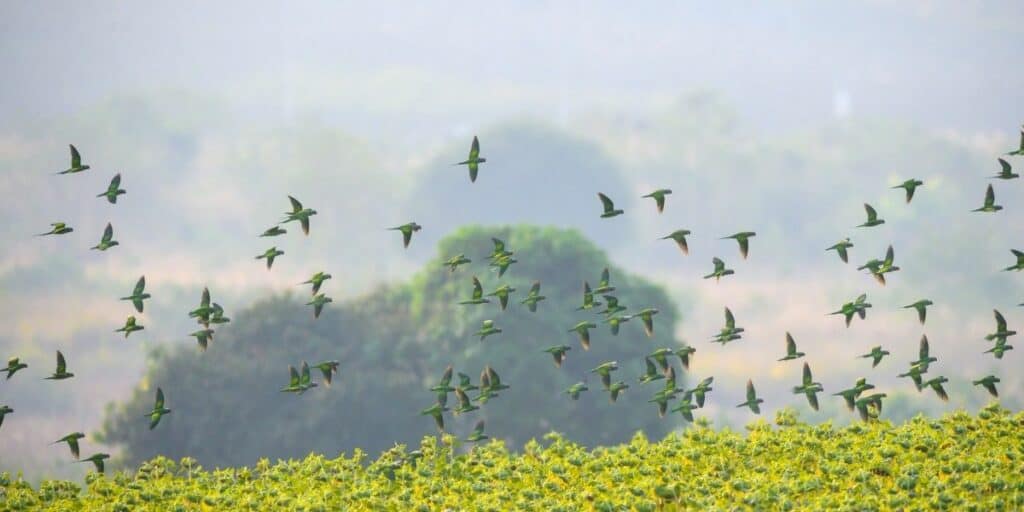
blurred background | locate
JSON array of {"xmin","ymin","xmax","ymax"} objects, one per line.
[{"xmin": 1, "ymin": 1, "xmax": 1022, "ymax": 482}]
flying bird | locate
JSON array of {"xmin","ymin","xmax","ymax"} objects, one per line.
[
  {"xmin": 389, "ymin": 222, "xmax": 422, "ymax": 249},
  {"xmin": 189, "ymin": 329, "xmax": 214, "ymax": 352},
  {"xmin": 45, "ymin": 351, "xmax": 74, "ymax": 380},
  {"xmin": 1003, "ymin": 250, "xmax": 1024, "ymax": 272},
  {"xmin": 97, "ymin": 173, "xmax": 126, "ymax": 204},
  {"xmin": 607, "ymin": 381, "xmax": 629, "ymax": 403},
  {"xmin": 282, "ymin": 196, "xmax": 317, "ymax": 235},
  {"xmin": 855, "ymin": 393, "xmax": 886, "ymax": 422},
  {"xmin": 459, "ymin": 277, "xmax": 491, "ymax": 306},
  {"xmin": 465, "ymin": 420, "xmax": 489, "ymax": 443},
  {"xmin": 703, "ymin": 257, "xmax": 735, "ymax": 281},
  {"xmin": 635, "ymin": 308, "xmax": 660, "ymax": 337},
  {"xmin": 299, "ymin": 272, "xmax": 332, "ymax": 295},
  {"xmin": 721, "ymin": 232, "xmax": 756, "ymax": 259},
  {"xmin": 542, "ymin": 345, "xmax": 571, "ymax": 367},
  {"xmin": 712, "ymin": 307, "xmax": 744, "ymax": 344},
  {"xmin": 36, "ymin": 222, "xmax": 73, "ymax": 236},
  {"xmin": 594, "ymin": 267, "xmax": 616, "ymax": 294},
  {"xmin": 736, "ymin": 379, "xmax": 764, "ymax": 414},
  {"xmin": 475, "ymin": 320, "xmax": 502, "ymax": 341},
  {"xmin": 52, "ymin": 432, "xmax": 86, "ymax": 459},
  {"xmin": 77, "ymin": 453, "xmax": 111, "ymax": 474},
  {"xmin": 590, "ymin": 361, "xmax": 619, "ymax": 390},
  {"xmin": 971, "ymin": 184, "xmax": 1002, "ymax": 212},
  {"xmin": 576, "ymin": 282, "xmax": 602, "ymax": 311},
  {"xmin": 860, "ymin": 346, "xmax": 890, "ymax": 368},
  {"xmin": 115, "ymin": 316, "xmax": 144, "ymax": 337},
  {"xmin": 857, "ymin": 204, "xmax": 885, "ymax": 228},
  {"xmin": 642, "ymin": 189, "xmax": 672, "ymax": 213},
  {"xmin": 639, "ymin": 357, "xmax": 666, "ymax": 385},
  {"xmin": 91, "ymin": 223, "xmax": 119, "ymax": 251},
  {"xmin": 604, "ymin": 314, "xmax": 632, "ymax": 336},
  {"xmin": 973, "ymin": 375, "xmax": 1000, "ymax": 398},
  {"xmin": 991, "ymin": 158, "xmax": 1018, "ymax": 180},
  {"xmin": 690, "ymin": 377, "xmax": 714, "ymax": 408},
  {"xmin": 145, "ymin": 387, "xmax": 172, "ymax": 429},
  {"xmin": 453, "ymin": 387, "xmax": 479, "ymax": 415},
  {"xmin": 306, "ymin": 293, "xmax": 333, "ymax": 319},
  {"xmin": 833, "ymin": 378, "xmax": 875, "ymax": 412},
  {"xmin": 792, "ymin": 362, "xmax": 823, "ymax": 411},
  {"xmin": 599, "ymin": 295, "xmax": 627, "ymax": 317},
  {"xmin": 0, "ymin": 405, "xmax": 12, "ymax": 429},
  {"xmin": 259, "ymin": 226, "xmax": 287, "ymax": 237},
  {"xmin": 911, "ymin": 334, "xmax": 938, "ymax": 372},
  {"xmin": 312, "ymin": 361, "xmax": 340, "ymax": 386},
  {"xmin": 120, "ymin": 276, "xmax": 151, "ymax": 313},
  {"xmin": 57, "ymin": 144, "xmax": 90, "ymax": 174},
  {"xmin": 903, "ymin": 299, "xmax": 933, "ymax": 324},
  {"xmin": 826, "ymin": 238, "xmax": 854, "ymax": 264},
  {"xmin": 489, "ymin": 253, "xmax": 517, "ymax": 278},
  {"xmin": 924, "ymin": 376, "xmax": 950, "ymax": 402},
  {"xmin": 3, "ymin": 357, "xmax": 28, "ymax": 380},
  {"xmin": 829, "ymin": 293, "xmax": 871, "ymax": 327},
  {"xmin": 255, "ymin": 247, "xmax": 285, "ymax": 270},
  {"xmin": 778, "ymin": 332, "xmax": 805, "ymax": 361},
  {"xmin": 1005, "ymin": 127, "xmax": 1024, "ymax": 156},
  {"xmin": 486, "ymin": 284, "xmax": 516, "ymax": 311},
  {"xmin": 520, "ymin": 282, "xmax": 546, "ymax": 312},
  {"xmin": 444, "ymin": 254, "xmax": 472, "ymax": 273},
  {"xmin": 420, "ymin": 402, "xmax": 447, "ymax": 433},
  {"xmin": 891, "ymin": 179, "xmax": 923, "ymax": 204},
  {"xmin": 564, "ymin": 381, "xmax": 589, "ymax": 400},
  {"xmin": 985, "ymin": 309, "xmax": 1016, "ymax": 343},
  {"xmin": 597, "ymin": 193, "xmax": 624, "ymax": 218},
  {"xmin": 569, "ymin": 321, "xmax": 598, "ymax": 350},
  {"xmin": 660, "ymin": 230, "xmax": 692, "ymax": 255},
  {"xmin": 455, "ymin": 136, "xmax": 486, "ymax": 183}
]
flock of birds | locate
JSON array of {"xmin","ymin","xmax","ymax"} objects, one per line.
[{"xmin": 2, "ymin": 129, "xmax": 1024, "ymax": 473}]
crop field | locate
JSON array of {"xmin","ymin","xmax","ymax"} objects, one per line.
[{"xmin": 4, "ymin": 405, "xmax": 1022, "ymax": 511}]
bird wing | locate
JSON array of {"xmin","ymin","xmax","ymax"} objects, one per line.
[
  {"xmin": 644, "ymin": 357, "xmax": 658, "ymax": 376},
  {"xmin": 994, "ymin": 309, "xmax": 1007, "ymax": 331},
  {"xmin": 201, "ymin": 287, "xmax": 211, "ymax": 308},
  {"xmin": 713, "ymin": 257, "xmax": 725, "ymax": 272},
  {"xmin": 984, "ymin": 184, "xmax": 995, "ymax": 206},
  {"xmin": 288, "ymin": 195, "xmax": 303, "ymax": 213},
  {"xmin": 288, "ymin": 366, "xmax": 300, "ymax": 387},
  {"xmin": 597, "ymin": 193, "xmax": 615, "ymax": 213},
  {"xmin": 402, "ymin": 228, "xmax": 412, "ymax": 248},
  {"xmin": 884, "ymin": 245, "xmax": 894, "ymax": 266},
  {"xmin": 530, "ymin": 281, "xmax": 541, "ymax": 296},
  {"xmin": 101, "ymin": 223, "xmax": 113, "ymax": 242},
  {"xmin": 155, "ymin": 388, "xmax": 165, "ymax": 409},
  {"xmin": 469, "ymin": 136, "xmax": 480, "ymax": 160},
  {"xmin": 56, "ymin": 351, "xmax": 67, "ymax": 373},
  {"xmin": 738, "ymin": 238, "xmax": 750, "ymax": 259},
  {"xmin": 785, "ymin": 333, "xmax": 797, "ymax": 355},
  {"xmin": 999, "ymin": 157, "xmax": 1012, "ymax": 175},
  {"xmin": 109, "ymin": 173, "xmax": 121, "ymax": 191},
  {"xmin": 133, "ymin": 276, "xmax": 146, "ymax": 295},
  {"xmin": 802, "ymin": 362, "xmax": 813, "ymax": 386},
  {"xmin": 724, "ymin": 308, "xmax": 735, "ymax": 329},
  {"xmin": 864, "ymin": 204, "xmax": 877, "ymax": 222},
  {"xmin": 70, "ymin": 144, "xmax": 82, "ymax": 167},
  {"xmin": 600, "ymin": 267, "xmax": 611, "ymax": 287}
]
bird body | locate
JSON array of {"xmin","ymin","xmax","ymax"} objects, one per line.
[
  {"xmin": 857, "ymin": 204, "xmax": 885, "ymax": 228},
  {"xmin": 119, "ymin": 276, "xmax": 151, "ymax": 313},
  {"xmin": 565, "ymin": 381, "xmax": 589, "ymax": 400},
  {"xmin": 455, "ymin": 136, "xmax": 486, "ymax": 183},
  {"xmin": 486, "ymin": 284, "xmax": 517, "ymax": 310},
  {"xmin": 459, "ymin": 277, "xmax": 491, "ymax": 305},
  {"xmin": 607, "ymin": 381, "xmax": 629, "ymax": 403},
  {"xmin": 860, "ymin": 346, "xmax": 890, "ymax": 368},
  {"xmin": 115, "ymin": 316, "xmax": 144, "ymax": 337},
  {"xmin": 255, "ymin": 247, "xmax": 284, "ymax": 270},
  {"xmin": 300, "ymin": 272, "xmax": 332, "ymax": 295},
  {"xmin": 1005, "ymin": 128, "xmax": 1024, "ymax": 156},
  {"xmin": 306, "ymin": 293, "xmax": 333, "ymax": 319},
  {"xmin": 389, "ymin": 222, "xmax": 422, "ymax": 248},
  {"xmin": 444, "ymin": 254, "xmax": 472, "ymax": 272},
  {"xmin": 145, "ymin": 387, "xmax": 171, "ymax": 429},
  {"xmin": 465, "ymin": 419, "xmax": 488, "ymax": 442},
  {"xmin": 0, "ymin": 405, "xmax": 12, "ymax": 429},
  {"xmin": 792, "ymin": 363, "xmax": 823, "ymax": 411},
  {"xmin": 972, "ymin": 184, "xmax": 1002, "ymax": 212},
  {"xmin": 312, "ymin": 361, "xmax": 340, "ymax": 386},
  {"xmin": 992, "ymin": 158, "xmax": 1018, "ymax": 179},
  {"xmin": 891, "ymin": 179, "xmax": 923, "ymax": 203},
  {"xmin": 53, "ymin": 432, "xmax": 86, "ymax": 459},
  {"xmin": 190, "ymin": 329, "xmax": 214, "ymax": 352},
  {"xmin": 3, "ymin": 357, "xmax": 28, "ymax": 380},
  {"xmin": 973, "ymin": 375, "xmax": 1000, "ymax": 397},
  {"xmin": 1003, "ymin": 250, "xmax": 1024, "ymax": 272},
  {"xmin": 260, "ymin": 226, "xmax": 287, "ymax": 237},
  {"xmin": 736, "ymin": 380, "xmax": 764, "ymax": 414},
  {"xmin": 778, "ymin": 332, "xmax": 805, "ymax": 361},
  {"xmin": 703, "ymin": 257, "xmax": 735, "ymax": 281},
  {"xmin": 903, "ymin": 299, "xmax": 933, "ymax": 324},
  {"xmin": 590, "ymin": 361, "xmax": 619, "ymax": 390},
  {"xmin": 91, "ymin": 223, "xmax": 119, "ymax": 251},
  {"xmin": 569, "ymin": 321, "xmax": 598, "ymax": 350},
  {"xmin": 834, "ymin": 378, "xmax": 874, "ymax": 411},
  {"xmin": 37, "ymin": 222, "xmax": 74, "ymax": 236},
  {"xmin": 282, "ymin": 196, "xmax": 317, "ymax": 235},
  {"xmin": 475, "ymin": 320, "xmax": 502, "ymax": 340},
  {"xmin": 543, "ymin": 345, "xmax": 571, "ymax": 367},
  {"xmin": 826, "ymin": 238, "xmax": 854, "ymax": 263},
  {"xmin": 520, "ymin": 281, "xmax": 546, "ymax": 312},
  {"xmin": 97, "ymin": 173, "xmax": 126, "ymax": 203},
  {"xmin": 78, "ymin": 453, "xmax": 111, "ymax": 473},
  {"xmin": 57, "ymin": 145, "xmax": 90, "ymax": 174},
  {"xmin": 597, "ymin": 193, "xmax": 624, "ymax": 218},
  {"xmin": 576, "ymin": 282, "xmax": 603, "ymax": 311},
  {"xmin": 639, "ymin": 357, "xmax": 666, "ymax": 384},
  {"xmin": 45, "ymin": 351, "xmax": 73, "ymax": 380}
]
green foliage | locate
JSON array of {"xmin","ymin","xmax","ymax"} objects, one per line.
[
  {"xmin": 98, "ymin": 225, "xmax": 682, "ymax": 469},
  {"xmin": 9, "ymin": 406, "xmax": 1024, "ymax": 510}
]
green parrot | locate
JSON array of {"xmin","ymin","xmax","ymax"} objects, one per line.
[
  {"xmin": 484, "ymin": 366, "xmax": 509, "ymax": 392},
  {"xmin": 712, "ymin": 307, "xmax": 744, "ymax": 344},
  {"xmin": 860, "ymin": 346, "xmax": 890, "ymax": 368},
  {"xmin": 486, "ymin": 284, "xmax": 516, "ymax": 311},
  {"xmin": 389, "ymin": 222, "xmax": 422, "ymax": 249},
  {"xmin": 284, "ymin": 362, "xmax": 318, "ymax": 394},
  {"xmin": 891, "ymin": 179, "xmax": 923, "ymax": 204},
  {"xmin": 971, "ymin": 184, "xmax": 1002, "ymax": 212},
  {"xmin": 871, "ymin": 245, "xmax": 900, "ymax": 285},
  {"xmin": 855, "ymin": 393, "xmax": 886, "ymax": 422},
  {"xmin": 673, "ymin": 345, "xmax": 696, "ymax": 370},
  {"xmin": 465, "ymin": 420, "xmax": 489, "ymax": 443},
  {"xmin": 984, "ymin": 338, "xmax": 1014, "ymax": 359},
  {"xmin": 639, "ymin": 357, "xmax": 666, "ymax": 385},
  {"xmin": 306, "ymin": 293, "xmax": 333, "ymax": 319},
  {"xmin": 599, "ymin": 295, "xmax": 627, "ymax": 317},
  {"xmin": 662, "ymin": 365, "xmax": 682, "ymax": 396},
  {"xmin": 647, "ymin": 348, "xmax": 675, "ymax": 374},
  {"xmin": 985, "ymin": 309, "xmax": 1017, "ymax": 342},
  {"xmin": 690, "ymin": 377, "xmax": 714, "ymax": 408},
  {"xmin": 453, "ymin": 388, "xmax": 479, "ymax": 415},
  {"xmin": 792, "ymin": 362, "xmax": 823, "ymax": 411},
  {"xmin": 188, "ymin": 287, "xmax": 215, "ymax": 325},
  {"xmin": 209, "ymin": 303, "xmax": 230, "ymax": 325},
  {"xmin": 597, "ymin": 192, "xmax": 624, "ymax": 218},
  {"xmin": 564, "ymin": 381, "xmax": 589, "ymax": 400},
  {"xmin": 898, "ymin": 363, "xmax": 927, "ymax": 392},
  {"xmin": 429, "ymin": 365, "xmax": 455, "ymax": 395},
  {"xmin": 420, "ymin": 402, "xmax": 447, "ymax": 433},
  {"xmin": 57, "ymin": 144, "xmax": 90, "ymax": 174},
  {"xmin": 312, "ymin": 360, "xmax": 340, "ymax": 386},
  {"xmin": 300, "ymin": 271, "xmax": 332, "ymax": 295},
  {"xmin": 487, "ymin": 237, "xmax": 514, "ymax": 262},
  {"xmin": 721, "ymin": 232, "xmax": 756, "ymax": 259},
  {"xmin": 474, "ymin": 320, "xmax": 502, "ymax": 340},
  {"xmin": 282, "ymin": 196, "xmax": 317, "ymax": 235},
  {"xmin": 519, "ymin": 281, "xmax": 546, "ymax": 312},
  {"xmin": 1005, "ymin": 127, "xmax": 1024, "ymax": 156},
  {"xmin": 991, "ymin": 158, "xmax": 1019, "ymax": 180},
  {"xmin": 604, "ymin": 313, "xmax": 632, "ymax": 336},
  {"xmin": 594, "ymin": 267, "xmax": 616, "ymax": 294},
  {"xmin": 910, "ymin": 334, "xmax": 938, "ymax": 372},
  {"xmin": 36, "ymin": 222, "xmax": 73, "ymax": 236},
  {"xmin": 736, "ymin": 379, "xmax": 764, "ymax": 414},
  {"xmin": 833, "ymin": 378, "xmax": 875, "ymax": 411},
  {"xmin": 590, "ymin": 361, "xmax": 619, "ymax": 390},
  {"xmin": 120, "ymin": 276, "xmax": 151, "ymax": 313},
  {"xmin": 97, "ymin": 173, "xmax": 126, "ymax": 204},
  {"xmin": 648, "ymin": 389, "xmax": 674, "ymax": 418},
  {"xmin": 829, "ymin": 293, "xmax": 871, "ymax": 327},
  {"xmin": 259, "ymin": 226, "xmax": 287, "ymax": 237},
  {"xmin": 77, "ymin": 453, "xmax": 110, "ymax": 474},
  {"xmin": 455, "ymin": 136, "xmax": 487, "ymax": 183},
  {"xmin": 3, "ymin": 357, "xmax": 28, "ymax": 380},
  {"xmin": 569, "ymin": 321, "xmax": 598, "ymax": 350},
  {"xmin": 777, "ymin": 332, "xmax": 805, "ymax": 361},
  {"xmin": 489, "ymin": 253, "xmax": 517, "ymax": 278},
  {"xmin": 0, "ymin": 405, "xmax": 12, "ymax": 429},
  {"xmin": 642, "ymin": 189, "xmax": 672, "ymax": 213},
  {"xmin": 145, "ymin": 387, "xmax": 172, "ymax": 429},
  {"xmin": 115, "ymin": 316, "xmax": 144, "ymax": 338},
  {"xmin": 52, "ymin": 432, "xmax": 86, "ymax": 459},
  {"xmin": 903, "ymin": 299, "xmax": 933, "ymax": 324},
  {"xmin": 923, "ymin": 376, "xmax": 949, "ymax": 402},
  {"xmin": 444, "ymin": 254, "xmax": 472, "ymax": 272},
  {"xmin": 542, "ymin": 345, "xmax": 571, "ymax": 368},
  {"xmin": 44, "ymin": 351, "xmax": 73, "ymax": 380},
  {"xmin": 660, "ymin": 229, "xmax": 692, "ymax": 255},
  {"xmin": 635, "ymin": 308, "xmax": 660, "ymax": 337},
  {"xmin": 857, "ymin": 203, "xmax": 885, "ymax": 228},
  {"xmin": 1003, "ymin": 250, "xmax": 1024, "ymax": 272},
  {"xmin": 670, "ymin": 392, "xmax": 697, "ymax": 422},
  {"xmin": 703, "ymin": 257, "xmax": 734, "ymax": 281},
  {"xmin": 255, "ymin": 247, "xmax": 284, "ymax": 270},
  {"xmin": 458, "ymin": 276, "xmax": 491, "ymax": 305},
  {"xmin": 91, "ymin": 222, "xmax": 119, "ymax": 251},
  {"xmin": 576, "ymin": 282, "xmax": 603, "ymax": 311},
  {"xmin": 826, "ymin": 238, "xmax": 853, "ymax": 264},
  {"xmin": 973, "ymin": 375, "xmax": 1000, "ymax": 398},
  {"xmin": 456, "ymin": 372, "xmax": 478, "ymax": 392},
  {"xmin": 607, "ymin": 381, "xmax": 629, "ymax": 403},
  {"xmin": 190, "ymin": 329, "xmax": 214, "ymax": 352}
]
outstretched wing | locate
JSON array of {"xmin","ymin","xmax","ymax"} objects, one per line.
[
  {"xmin": 864, "ymin": 203, "xmax": 878, "ymax": 222},
  {"xmin": 133, "ymin": 276, "xmax": 146, "ymax": 295},
  {"xmin": 288, "ymin": 195, "xmax": 303, "ymax": 213},
  {"xmin": 469, "ymin": 136, "xmax": 480, "ymax": 160},
  {"xmin": 154, "ymin": 388, "xmax": 165, "ymax": 410},
  {"xmin": 597, "ymin": 193, "xmax": 615, "ymax": 213},
  {"xmin": 70, "ymin": 144, "xmax": 82, "ymax": 167}
]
